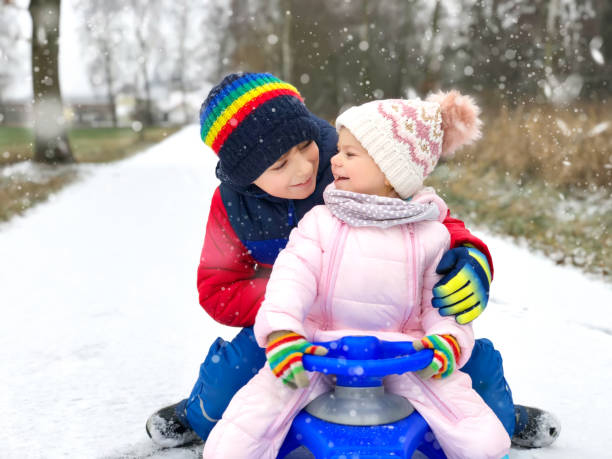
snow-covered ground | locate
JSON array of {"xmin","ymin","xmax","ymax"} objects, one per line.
[{"xmin": 1, "ymin": 126, "xmax": 611, "ymax": 459}]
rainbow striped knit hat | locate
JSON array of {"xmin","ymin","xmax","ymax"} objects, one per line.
[{"xmin": 200, "ymin": 72, "xmax": 321, "ymax": 186}]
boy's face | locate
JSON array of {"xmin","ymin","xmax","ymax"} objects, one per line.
[
  {"xmin": 332, "ymin": 128, "xmax": 397, "ymax": 197},
  {"xmin": 253, "ymin": 140, "xmax": 320, "ymax": 199}
]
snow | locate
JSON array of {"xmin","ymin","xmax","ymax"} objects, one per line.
[
  {"xmin": 587, "ymin": 121, "xmax": 609, "ymax": 137},
  {"xmin": 1, "ymin": 125, "xmax": 611, "ymax": 458},
  {"xmin": 589, "ymin": 36, "xmax": 605, "ymax": 66}
]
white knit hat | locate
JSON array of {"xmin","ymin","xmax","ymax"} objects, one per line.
[{"xmin": 335, "ymin": 91, "xmax": 482, "ymax": 199}]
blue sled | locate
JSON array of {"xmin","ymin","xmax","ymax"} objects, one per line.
[
  {"xmin": 277, "ymin": 336, "xmax": 447, "ymax": 459},
  {"xmin": 279, "ymin": 409, "xmax": 445, "ymax": 458}
]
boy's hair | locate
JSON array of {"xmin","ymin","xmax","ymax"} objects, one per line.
[{"xmin": 200, "ymin": 72, "xmax": 320, "ymax": 186}]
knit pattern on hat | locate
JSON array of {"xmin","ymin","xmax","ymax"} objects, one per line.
[
  {"xmin": 336, "ymin": 99, "xmax": 443, "ymax": 199},
  {"xmin": 200, "ymin": 72, "xmax": 320, "ymax": 186}
]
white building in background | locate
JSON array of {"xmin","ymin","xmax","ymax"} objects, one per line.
[{"xmin": 155, "ymin": 89, "xmax": 206, "ymax": 125}]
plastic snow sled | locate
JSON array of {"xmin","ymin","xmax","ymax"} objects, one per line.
[{"xmin": 277, "ymin": 335, "xmax": 447, "ymax": 459}]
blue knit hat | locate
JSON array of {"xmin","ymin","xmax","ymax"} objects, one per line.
[{"xmin": 200, "ymin": 72, "xmax": 321, "ymax": 186}]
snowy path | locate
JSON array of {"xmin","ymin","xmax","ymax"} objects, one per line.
[{"xmin": 1, "ymin": 126, "xmax": 611, "ymax": 459}]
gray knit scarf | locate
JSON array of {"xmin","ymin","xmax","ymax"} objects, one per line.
[{"xmin": 323, "ymin": 186, "xmax": 440, "ymax": 228}]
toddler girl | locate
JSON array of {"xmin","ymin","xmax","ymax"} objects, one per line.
[{"xmin": 202, "ymin": 91, "xmax": 511, "ymax": 459}]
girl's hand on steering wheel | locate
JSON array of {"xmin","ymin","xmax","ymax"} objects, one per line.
[
  {"xmin": 413, "ymin": 334, "xmax": 460, "ymax": 379},
  {"xmin": 266, "ymin": 331, "xmax": 328, "ymax": 388}
]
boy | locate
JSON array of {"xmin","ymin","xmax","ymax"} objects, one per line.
[{"xmin": 145, "ymin": 72, "xmax": 558, "ymax": 449}]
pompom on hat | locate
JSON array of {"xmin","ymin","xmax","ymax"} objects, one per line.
[
  {"xmin": 335, "ymin": 90, "xmax": 482, "ymax": 199},
  {"xmin": 200, "ymin": 72, "xmax": 320, "ymax": 186}
]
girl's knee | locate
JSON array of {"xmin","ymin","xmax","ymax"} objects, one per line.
[
  {"xmin": 203, "ymin": 418, "xmax": 278, "ymax": 459},
  {"xmin": 461, "ymin": 419, "xmax": 510, "ymax": 459}
]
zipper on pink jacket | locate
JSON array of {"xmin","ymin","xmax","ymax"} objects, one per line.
[
  {"xmin": 400, "ymin": 225, "xmax": 419, "ymax": 332},
  {"xmin": 400, "ymin": 226, "xmax": 461, "ymax": 423},
  {"xmin": 321, "ymin": 222, "xmax": 348, "ymax": 330}
]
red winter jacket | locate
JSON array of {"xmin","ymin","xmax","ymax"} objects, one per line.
[{"xmin": 197, "ymin": 187, "xmax": 493, "ymax": 327}]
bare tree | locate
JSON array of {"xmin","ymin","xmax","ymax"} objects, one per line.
[
  {"xmin": 206, "ymin": 0, "xmax": 232, "ymax": 81},
  {"xmin": 279, "ymin": 0, "xmax": 293, "ymax": 81},
  {"xmin": 127, "ymin": 0, "xmax": 166, "ymax": 127},
  {"xmin": 389, "ymin": 1, "xmax": 418, "ymax": 98},
  {"xmin": 209, "ymin": 0, "xmax": 611, "ymax": 114},
  {"xmin": 76, "ymin": 0, "xmax": 128, "ymax": 127},
  {"xmin": 208, "ymin": 0, "xmax": 232, "ymax": 81},
  {"xmin": 170, "ymin": 0, "xmax": 190, "ymax": 122},
  {"xmin": 29, "ymin": 0, "xmax": 74, "ymax": 163},
  {"xmin": 0, "ymin": 2, "xmax": 30, "ymax": 112},
  {"xmin": 0, "ymin": 12, "xmax": 13, "ymax": 108},
  {"xmin": 167, "ymin": 0, "xmax": 219, "ymax": 123},
  {"xmin": 419, "ymin": 0, "xmax": 443, "ymax": 95},
  {"xmin": 224, "ymin": 0, "xmax": 286, "ymax": 74}
]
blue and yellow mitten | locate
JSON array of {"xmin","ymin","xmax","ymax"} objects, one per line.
[{"xmin": 432, "ymin": 247, "xmax": 492, "ymax": 325}]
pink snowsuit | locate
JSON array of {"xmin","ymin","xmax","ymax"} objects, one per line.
[{"xmin": 203, "ymin": 188, "xmax": 510, "ymax": 459}]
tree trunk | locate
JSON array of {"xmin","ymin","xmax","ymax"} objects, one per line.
[
  {"xmin": 360, "ymin": 0, "xmax": 372, "ymax": 101},
  {"xmin": 102, "ymin": 43, "xmax": 118, "ymax": 128},
  {"xmin": 280, "ymin": 0, "xmax": 292, "ymax": 82},
  {"xmin": 141, "ymin": 67, "xmax": 154, "ymax": 126},
  {"xmin": 419, "ymin": 0, "xmax": 442, "ymax": 95},
  {"xmin": 29, "ymin": 0, "xmax": 74, "ymax": 163},
  {"xmin": 394, "ymin": 2, "xmax": 412, "ymax": 98},
  {"xmin": 177, "ymin": 5, "xmax": 189, "ymax": 124},
  {"xmin": 135, "ymin": 22, "xmax": 154, "ymax": 127}
]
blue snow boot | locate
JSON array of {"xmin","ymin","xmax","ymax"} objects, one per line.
[
  {"xmin": 146, "ymin": 402, "xmax": 199, "ymax": 447},
  {"xmin": 511, "ymin": 405, "xmax": 560, "ymax": 448}
]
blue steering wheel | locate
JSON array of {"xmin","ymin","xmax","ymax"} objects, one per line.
[{"xmin": 303, "ymin": 335, "xmax": 433, "ymax": 381}]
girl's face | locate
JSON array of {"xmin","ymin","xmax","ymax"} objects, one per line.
[
  {"xmin": 331, "ymin": 128, "xmax": 399, "ymax": 198},
  {"xmin": 253, "ymin": 140, "xmax": 320, "ymax": 199}
]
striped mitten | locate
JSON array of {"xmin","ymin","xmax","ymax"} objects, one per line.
[
  {"xmin": 413, "ymin": 334, "xmax": 461, "ymax": 379},
  {"xmin": 265, "ymin": 331, "xmax": 328, "ymax": 388}
]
